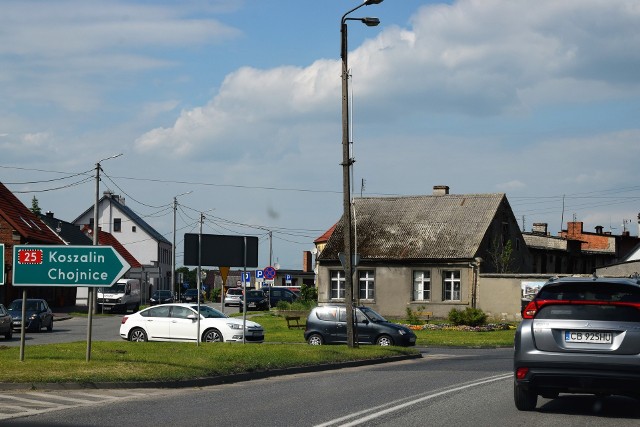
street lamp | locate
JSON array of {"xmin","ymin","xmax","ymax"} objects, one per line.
[{"xmin": 341, "ymin": 0, "xmax": 383, "ymax": 348}]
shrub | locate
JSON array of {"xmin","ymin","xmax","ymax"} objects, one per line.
[
  {"xmin": 448, "ymin": 307, "xmax": 487, "ymax": 327},
  {"xmin": 406, "ymin": 306, "xmax": 425, "ymax": 325},
  {"xmin": 299, "ymin": 284, "xmax": 318, "ymax": 302}
]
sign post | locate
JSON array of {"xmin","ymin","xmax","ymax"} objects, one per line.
[
  {"xmin": 12, "ymin": 245, "xmax": 130, "ymax": 361},
  {"xmin": 0, "ymin": 243, "xmax": 4, "ymax": 286}
]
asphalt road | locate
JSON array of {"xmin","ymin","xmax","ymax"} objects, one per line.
[{"xmin": 3, "ymin": 347, "xmax": 640, "ymax": 426}]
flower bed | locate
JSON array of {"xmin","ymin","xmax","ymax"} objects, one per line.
[{"xmin": 404, "ymin": 323, "xmax": 514, "ymax": 332}]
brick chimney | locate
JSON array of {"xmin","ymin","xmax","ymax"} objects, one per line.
[
  {"xmin": 302, "ymin": 251, "xmax": 312, "ymax": 273},
  {"xmin": 433, "ymin": 185, "xmax": 450, "ymax": 196},
  {"xmin": 567, "ymin": 222, "xmax": 583, "ymax": 238}
]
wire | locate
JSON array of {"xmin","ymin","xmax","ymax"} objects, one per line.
[{"xmin": 9, "ymin": 176, "xmax": 93, "ymax": 193}]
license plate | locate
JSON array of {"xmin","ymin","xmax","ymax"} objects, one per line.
[
  {"xmin": 565, "ymin": 331, "xmax": 612, "ymax": 344},
  {"xmin": 249, "ymin": 303, "xmax": 256, "ymax": 307}
]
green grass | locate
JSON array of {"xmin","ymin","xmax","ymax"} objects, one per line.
[
  {"xmin": 0, "ymin": 312, "xmax": 516, "ymax": 384},
  {"xmin": 0, "ymin": 342, "xmax": 416, "ymax": 383}
]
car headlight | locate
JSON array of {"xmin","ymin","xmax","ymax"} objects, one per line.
[
  {"xmin": 30, "ymin": 314, "xmax": 38, "ymax": 320},
  {"xmin": 227, "ymin": 323, "xmax": 243, "ymax": 330},
  {"xmin": 117, "ymin": 298, "xmax": 122, "ymax": 303},
  {"xmin": 398, "ymin": 329, "xmax": 406, "ymax": 335}
]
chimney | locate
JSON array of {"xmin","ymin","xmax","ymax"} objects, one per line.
[
  {"xmin": 567, "ymin": 221, "xmax": 583, "ymax": 238},
  {"xmin": 433, "ymin": 185, "xmax": 450, "ymax": 196},
  {"xmin": 595, "ymin": 225, "xmax": 603, "ymax": 235},
  {"xmin": 45, "ymin": 211, "xmax": 55, "ymax": 218},
  {"xmin": 302, "ymin": 251, "xmax": 312, "ymax": 273},
  {"xmin": 532, "ymin": 223, "xmax": 548, "ymax": 235}
]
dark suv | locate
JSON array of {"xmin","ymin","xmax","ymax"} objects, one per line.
[
  {"xmin": 514, "ymin": 276, "xmax": 640, "ymax": 411},
  {"xmin": 304, "ymin": 305, "xmax": 416, "ymax": 346}
]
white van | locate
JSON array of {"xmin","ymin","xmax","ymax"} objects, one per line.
[{"xmin": 97, "ymin": 279, "xmax": 141, "ymax": 313}]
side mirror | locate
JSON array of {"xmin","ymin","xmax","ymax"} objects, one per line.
[{"xmin": 187, "ymin": 314, "xmax": 198, "ymax": 321}]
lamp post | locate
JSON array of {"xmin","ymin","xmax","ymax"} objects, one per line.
[
  {"xmin": 172, "ymin": 191, "xmax": 192, "ymax": 303},
  {"xmin": 341, "ymin": 0, "xmax": 382, "ymax": 348},
  {"xmin": 87, "ymin": 153, "xmax": 122, "ymax": 362}
]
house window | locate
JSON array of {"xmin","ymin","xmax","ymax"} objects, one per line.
[
  {"xmin": 330, "ymin": 271, "xmax": 346, "ymax": 300},
  {"xmin": 442, "ymin": 270, "xmax": 461, "ymax": 301},
  {"xmin": 413, "ymin": 270, "xmax": 431, "ymax": 301},
  {"xmin": 113, "ymin": 218, "xmax": 121, "ymax": 232},
  {"xmin": 132, "ymin": 226, "xmax": 137, "ymax": 232},
  {"xmin": 358, "ymin": 270, "xmax": 375, "ymax": 300}
]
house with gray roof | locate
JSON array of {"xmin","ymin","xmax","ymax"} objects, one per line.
[
  {"xmin": 73, "ymin": 191, "xmax": 171, "ymax": 298},
  {"xmin": 315, "ymin": 186, "xmax": 532, "ymax": 317}
]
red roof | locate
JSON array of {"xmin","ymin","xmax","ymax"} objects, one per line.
[
  {"xmin": 314, "ymin": 223, "xmax": 336, "ymax": 244},
  {"xmin": 81, "ymin": 225, "xmax": 142, "ymax": 269},
  {"xmin": 0, "ymin": 182, "xmax": 62, "ymax": 244}
]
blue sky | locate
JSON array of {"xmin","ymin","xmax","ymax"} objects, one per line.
[{"xmin": 2, "ymin": 0, "xmax": 640, "ymax": 269}]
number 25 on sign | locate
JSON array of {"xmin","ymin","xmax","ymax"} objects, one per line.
[{"xmin": 18, "ymin": 249, "xmax": 43, "ymax": 264}]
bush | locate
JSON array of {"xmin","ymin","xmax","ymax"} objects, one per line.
[
  {"xmin": 406, "ymin": 306, "xmax": 425, "ymax": 325},
  {"xmin": 299, "ymin": 284, "xmax": 318, "ymax": 302},
  {"xmin": 448, "ymin": 307, "xmax": 487, "ymax": 327}
]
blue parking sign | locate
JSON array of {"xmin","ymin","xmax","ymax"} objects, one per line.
[
  {"xmin": 243, "ymin": 272, "xmax": 251, "ymax": 282},
  {"xmin": 255, "ymin": 270, "xmax": 264, "ymax": 279}
]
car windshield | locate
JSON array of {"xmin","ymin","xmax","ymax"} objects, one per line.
[
  {"xmin": 153, "ymin": 291, "xmax": 172, "ymax": 297},
  {"xmin": 189, "ymin": 305, "xmax": 227, "ymax": 319},
  {"xmin": 184, "ymin": 289, "xmax": 198, "ymax": 295},
  {"xmin": 247, "ymin": 291, "xmax": 264, "ymax": 297},
  {"xmin": 9, "ymin": 300, "xmax": 39, "ymax": 311},
  {"xmin": 360, "ymin": 307, "xmax": 387, "ymax": 323},
  {"xmin": 99, "ymin": 284, "xmax": 126, "ymax": 294}
]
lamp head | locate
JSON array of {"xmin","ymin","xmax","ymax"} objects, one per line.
[
  {"xmin": 362, "ymin": 17, "xmax": 380, "ymax": 26},
  {"xmin": 364, "ymin": 0, "xmax": 384, "ymax": 5}
]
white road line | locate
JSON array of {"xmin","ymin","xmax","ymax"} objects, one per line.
[{"xmin": 315, "ymin": 373, "xmax": 512, "ymax": 427}]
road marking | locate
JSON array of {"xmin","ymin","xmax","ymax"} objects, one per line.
[
  {"xmin": 314, "ymin": 373, "xmax": 512, "ymax": 427},
  {"xmin": 0, "ymin": 389, "xmax": 161, "ymax": 421}
]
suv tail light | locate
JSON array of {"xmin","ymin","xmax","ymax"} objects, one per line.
[
  {"xmin": 522, "ymin": 299, "xmax": 640, "ymax": 319},
  {"xmin": 121, "ymin": 316, "xmax": 128, "ymax": 324}
]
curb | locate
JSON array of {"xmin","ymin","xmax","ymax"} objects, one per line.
[{"xmin": 0, "ymin": 353, "xmax": 422, "ymax": 391}]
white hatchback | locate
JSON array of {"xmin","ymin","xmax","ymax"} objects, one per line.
[{"xmin": 120, "ymin": 303, "xmax": 264, "ymax": 343}]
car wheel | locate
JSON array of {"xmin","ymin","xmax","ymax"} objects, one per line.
[
  {"xmin": 129, "ymin": 328, "xmax": 148, "ymax": 342},
  {"xmin": 203, "ymin": 328, "xmax": 223, "ymax": 343},
  {"xmin": 5, "ymin": 328, "xmax": 12, "ymax": 340},
  {"xmin": 47, "ymin": 318, "xmax": 53, "ymax": 332},
  {"xmin": 307, "ymin": 333, "xmax": 323, "ymax": 345},
  {"xmin": 514, "ymin": 381, "xmax": 537, "ymax": 411},
  {"xmin": 376, "ymin": 335, "xmax": 394, "ymax": 346}
]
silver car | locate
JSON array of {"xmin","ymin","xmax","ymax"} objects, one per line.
[{"xmin": 514, "ymin": 276, "xmax": 640, "ymax": 411}]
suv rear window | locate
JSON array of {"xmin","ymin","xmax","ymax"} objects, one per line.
[{"xmin": 534, "ymin": 281, "xmax": 640, "ymax": 321}]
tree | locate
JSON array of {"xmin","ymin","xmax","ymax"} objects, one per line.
[
  {"xmin": 488, "ymin": 237, "xmax": 516, "ymax": 273},
  {"xmin": 30, "ymin": 196, "xmax": 42, "ymax": 215}
]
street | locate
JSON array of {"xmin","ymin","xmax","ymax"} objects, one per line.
[{"xmin": 2, "ymin": 347, "xmax": 640, "ymax": 426}]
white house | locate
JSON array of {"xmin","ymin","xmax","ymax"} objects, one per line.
[{"xmin": 73, "ymin": 191, "xmax": 172, "ymax": 295}]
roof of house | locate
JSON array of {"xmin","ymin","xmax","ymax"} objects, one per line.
[
  {"xmin": 80, "ymin": 225, "xmax": 142, "ymax": 268},
  {"xmin": 0, "ymin": 182, "xmax": 62, "ymax": 244},
  {"xmin": 74, "ymin": 194, "xmax": 170, "ymax": 245},
  {"xmin": 314, "ymin": 223, "xmax": 336, "ymax": 244},
  {"xmin": 318, "ymin": 193, "xmax": 508, "ymax": 261},
  {"xmin": 39, "ymin": 212, "xmax": 92, "ymax": 246}
]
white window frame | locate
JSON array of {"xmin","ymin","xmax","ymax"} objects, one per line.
[
  {"xmin": 330, "ymin": 270, "xmax": 346, "ymax": 300},
  {"xmin": 358, "ymin": 270, "xmax": 375, "ymax": 300},
  {"xmin": 442, "ymin": 270, "xmax": 461, "ymax": 301},
  {"xmin": 413, "ymin": 270, "xmax": 431, "ymax": 301}
]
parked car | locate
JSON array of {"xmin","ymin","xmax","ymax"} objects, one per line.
[
  {"xmin": 119, "ymin": 303, "xmax": 264, "ymax": 343},
  {"xmin": 224, "ymin": 288, "xmax": 244, "ymax": 307},
  {"xmin": 149, "ymin": 290, "xmax": 175, "ymax": 306},
  {"xmin": 244, "ymin": 289, "xmax": 269, "ymax": 311},
  {"xmin": 7, "ymin": 299, "xmax": 53, "ymax": 332},
  {"xmin": 263, "ymin": 286, "xmax": 299, "ymax": 307},
  {"xmin": 304, "ymin": 305, "xmax": 416, "ymax": 346},
  {"xmin": 514, "ymin": 276, "xmax": 640, "ymax": 411},
  {"xmin": 0, "ymin": 304, "xmax": 13, "ymax": 339},
  {"xmin": 180, "ymin": 288, "xmax": 200, "ymax": 303}
]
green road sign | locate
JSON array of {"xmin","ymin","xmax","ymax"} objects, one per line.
[
  {"xmin": 12, "ymin": 245, "xmax": 130, "ymax": 287},
  {"xmin": 0, "ymin": 243, "xmax": 4, "ymax": 285}
]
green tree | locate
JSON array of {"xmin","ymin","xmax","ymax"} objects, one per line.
[
  {"xmin": 30, "ymin": 196, "xmax": 42, "ymax": 215},
  {"xmin": 488, "ymin": 237, "xmax": 515, "ymax": 273}
]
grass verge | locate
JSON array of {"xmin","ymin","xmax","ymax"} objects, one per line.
[{"xmin": 0, "ymin": 342, "xmax": 417, "ymax": 384}]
